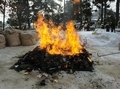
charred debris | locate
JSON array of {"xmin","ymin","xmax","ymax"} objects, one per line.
[{"xmin": 10, "ymin": 46, "xmax": 94, "ymax": 75}]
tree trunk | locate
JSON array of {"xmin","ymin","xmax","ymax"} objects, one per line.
[
  {"xmin": 2, "ymin": 0, "xmax": 6, "ymax": 31},
  {"xmin": 116, "ymin": 0, "xmax": 119, "ymax": 26},
  {"xmin": 101, "ymin": 2, "xmax": 104, "ymax": 24},
  {"xmin": 80, "ymin": 0, "xmax": 82, "ymax": 27},
  {"xmin": 26, "ymin": 0, "xmax": 30, "ymax": 29},
  {"xmin": 3, "ymin": 11, "xmax": 5, "ymax": 31},
  {"xmin": 104, "ymin": 1, "xmax": 107, "ymax": 24},
  {"xmin": 17, "ymin": 0, "xmax": 22, "ymax": 30},
  {"xmin": 17, "ymin": 11, "xmax": 22, "ymax": 30}
]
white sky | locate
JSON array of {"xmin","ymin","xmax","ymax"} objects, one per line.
[{"xmin": 109, "ymin": 0, "xmax": 116, "ymax": 11}]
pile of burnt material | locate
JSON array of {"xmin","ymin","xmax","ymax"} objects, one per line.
[{"xmin": 10, "ymin": 46, "xmax": 94, "ymax": 74}]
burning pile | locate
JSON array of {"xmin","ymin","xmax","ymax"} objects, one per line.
[
  {"xmin": 10, "ymin": 13, "xmax": 93, "ymax": 74},
  {"xmin": 34, "ymin": 14, "xmax": 84, "ymax": 56}
]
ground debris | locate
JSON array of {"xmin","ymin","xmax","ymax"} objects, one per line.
[{"xmin": 10, "ymin": 46, "xmax": 94, "ymax": 74}]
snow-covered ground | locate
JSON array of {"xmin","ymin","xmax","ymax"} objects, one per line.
[
  {"xmin": 80, "ymin": 29, "xmax": 120, "ymax": 47},
  {"xmin": 0, "ymin": 28, "xmax": 120, "ymax": 89}
]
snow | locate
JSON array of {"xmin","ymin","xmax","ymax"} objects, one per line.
[
  {"xmin": 0, "ymin": 28, "xmax": 120, "ymax": 89},
  {"xmin": 79, "ymin": 29, "xmax": 120, "ymax": 47}
]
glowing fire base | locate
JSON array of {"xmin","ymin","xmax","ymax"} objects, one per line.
[{"xmin": 10, "ymin": 46, "xmax": 94, "ymax": 74}]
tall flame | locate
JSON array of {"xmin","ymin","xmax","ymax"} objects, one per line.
[
  {"xmin": 73, "ymin": 0, "xmax": 80, "ymax": 4},
  {"xmin": 34, "ymin": 14, "xmax": 83, "ymax": 56}
]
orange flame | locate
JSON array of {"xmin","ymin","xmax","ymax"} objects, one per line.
[
  {"xmin": 34, "ymin": 14, "xmax": 83, "ymax": 56},
  {"xmin": 73, "ymin": 0, "xmax": 80, "ymax": 4}
]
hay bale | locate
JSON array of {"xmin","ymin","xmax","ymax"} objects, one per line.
[
  {"xmin": 4, "ymin": 29, "xmax": 21, "ymax": 35},
  {"xmin": 5, "ymin": 33, "xmax": 21, "ymax": 46},
  {"xmin": 0, "ymin": 34, "xmax": 6, "ymax": 48},
  {"xmin": 26, "ymin": 30, "xmax": 39, "ymax": 41},
  {"xmin": 20, "ymin": 32, "xmax": 37, "ymax": 46},
  {"xmin": 0, "ymin": 30, "xmax": 4, "ymax": 34},
  {"xmin": 32, "ymin": 31, "xmax": 39, "ymax": 41}
]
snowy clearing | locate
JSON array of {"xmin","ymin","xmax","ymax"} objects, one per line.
[{"xmin": 0, "ymin": 29, "xmax": 120, "ymax": 89}]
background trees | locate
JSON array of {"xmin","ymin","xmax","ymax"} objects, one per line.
[
  {"xmin": 7, "ymin": 0, "xmax": 64, "ymax": 29},
  {"xmin": 0, "ymin": 0, "xmax": 8, "ymax": 30},
  {"xmin": 8, "ymin": 0, "xmax": 31, "ymax": 29},
  {"xmin": 92, "ymin": 0, "xmax": 117, "ymax": 25},
  {"xmin": 0, "ymin": 0, "xmax": 119, "ymax": 30},
  {"xmin": 82, "ymin": 0, "xmax": 92, "ymax": 22}
]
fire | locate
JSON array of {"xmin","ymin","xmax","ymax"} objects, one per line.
[
  {"xmin": 73, "ymin": 0, "xmax": 80, "ymax": 4},
  {"xmin": 34, "ymin": 14, "xmax": 83, "ymax": 56}
]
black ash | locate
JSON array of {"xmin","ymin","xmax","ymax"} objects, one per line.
[{"xmin": 10, "ymin": 46, "xmax": 94, "ymax": 74}]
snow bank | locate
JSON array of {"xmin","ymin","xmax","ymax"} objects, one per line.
[{"xmin": 79, "ymin": 30, "xmax": 120, "ymax": 47}]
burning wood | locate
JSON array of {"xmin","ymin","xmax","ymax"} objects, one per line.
[
  {"xmin": 10, "ymin": 46, "xmax": 93, "ymax": 74},
  {"xmin": 10, "ymin": 13, "xmax": 93, "ymax": 74}
]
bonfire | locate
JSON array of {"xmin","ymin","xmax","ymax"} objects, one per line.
[
  {"xmin": 11, "ymin": 0, "xmax": 93, "ymax": 74},
  {"xmin": 11, "ymin": 13, "xmax": 93, "ymax": 74}
]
